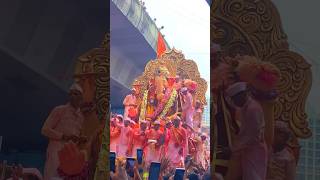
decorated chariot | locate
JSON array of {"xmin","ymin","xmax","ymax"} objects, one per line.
[{"xmin": 131, "ymin": 48, "xmax": 208, "ymax": 124}]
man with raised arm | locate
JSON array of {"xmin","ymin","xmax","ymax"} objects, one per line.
[{"xmin": 167, "ymin": 117, "xmax": 186, "ymax": 168}]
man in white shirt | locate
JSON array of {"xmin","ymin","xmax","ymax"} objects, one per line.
[
  {"xmin": 41, "ymin": 83, "xmax": 84, "ymax": 180},
  {"xmin": 225, "ymin": 82, "xmax": 267, "ymax": 180},
  {"xmin": 123, "ymin": 88, "xmax": 138, "ymax": 120}
]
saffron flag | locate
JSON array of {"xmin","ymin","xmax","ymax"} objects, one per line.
[{"xmin": 157, "ymin": 32, "xmax": 167, "ymax": 58}]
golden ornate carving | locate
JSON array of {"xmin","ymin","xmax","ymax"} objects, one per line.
[
  {"xmin": 133, "ymin": 48, "xmax": 208, "ymax": 105},
  {"xmin": 212, "ymin": 0, "xmax": 312, "ymax": 138},
  {"xmin": 212, "ymin": 0, "xmax": 312, "ymax": 176},
  {"xmin": 73, "ymin": 33, "xmax": 109, "ymax": 179}
]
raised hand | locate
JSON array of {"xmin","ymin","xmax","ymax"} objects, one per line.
[{"xmin": 110, "ymin": 159, "xmax": 128, "ymax": 180}]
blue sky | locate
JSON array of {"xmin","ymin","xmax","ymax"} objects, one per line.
[{"xmin": 144, "ymin": 0, "xmax": 210, "ymax": 96}]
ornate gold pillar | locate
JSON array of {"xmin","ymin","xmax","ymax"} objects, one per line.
[{"xmin": 73, "ymin": 33, "xmax": 109, "ymax": 180}]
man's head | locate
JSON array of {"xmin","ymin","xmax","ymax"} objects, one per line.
[
  {"xmin": 129, "ymin": 120, "xmax": 136, "ymax": 127},
  {"xmin": 195, "ymin": 100, "xmax": 202, "ymax": 109},
  {"xmin": 153, "ymin": 120, "xmax": 161, "ymax": 130},
  {"xmin": 274, "ymin": 121, "xmax": 291, "ymax": 149},
  {"xmin": 200, "ymin": 134, "xmax": 207, "ymax": 141},
  {"xmin": 116, "ymin": 115, "xmax": 124, "ymax": 124},
  {"xmin": 140, "ymin": 121, "xmax": 147, "ymax": 131},
  {"xmin": 124, "ymin": 119, "xmax": 130, "ymax": 127},
  {"xmin": 181, "ymin": 87, "xmax": 188, "ymax": 95},
  {"xmin": 69, "ymin": 83, "xmax": 83, "ymax": 108},
  {"xmin": 133, "ymin": 117, "xmax": 139, "ymax": 123},
  {"xmin": 131, "ymin": 88, "xmax": 137, "ymax": 95},
  {"xmin": 226, "ymin": 82, "xmax": 248, "ymax": 107},
  {"xmin": 110, "ymin": 118, "xmax": 116, "ymax": 127}
]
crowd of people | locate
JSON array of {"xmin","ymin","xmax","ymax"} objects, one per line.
[
  {"xmin": 110, "ymin": 155, "xmax": 211, "ymax": 180},
  {"xmin": 110, "ymin": 66, "xmax": 211, "ymax": 179},
  {"xmin": 110, "ymin": 113, "xmax": 210, "ymax": 179},
  {"xmin": 0, "ymin": 163, "xmax": 42, "ymax": 180}
]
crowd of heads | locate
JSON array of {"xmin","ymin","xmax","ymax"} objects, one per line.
[{"xmin": 110, "ymin": 113, "xmax": 211, "ymax": 179}]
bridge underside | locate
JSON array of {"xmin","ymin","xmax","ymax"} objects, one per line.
[
  {"xmin": 0, "ymin": 0, "xmax": 107, "ymax": 152},
  {"xmin": 110, "ymin": 1, "xmax": 156, "ymax": 108}
]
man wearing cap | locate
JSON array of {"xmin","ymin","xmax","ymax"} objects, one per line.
[
  {"xmin": 123, "ymin": 88, "xmax": 138, "ymax": 120},
  {"xmin": 181, "ymin": 87, "xmax": 194, "ymax": 129},
  {"xmin": 267, "ymin": 121, "xmax": 296, "ymax": 180},
  {"xmin": 41, "ymin": 83, "xmax": 85, "ymax": 180},
  {"xmin": 144, "ymin": 120, "xmax": 163, "ymax": 167},
  {"xmin": 110, "ymin": 115, "xmax": 121, "ymax": 153},
  {"xmin": 225, "ymin": 82, "xmax": 267, "ymax": 180},
  {"xmin": 167, "ymin": 117, "xmax": 186, "ymax": 168},
  {"xmin": 116, "ymin": 114, "xmax": 124, "ymax": 126},
  {"xmin": 118, "ymin": 119, "xmax": 134, "ymax": 157},
  {"xmin": 131, "ymin": 120, "xmax": 148, "ymax": 158}
]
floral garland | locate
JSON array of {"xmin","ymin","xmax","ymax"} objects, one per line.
[
  {"xmin": 139, "ymin": 90, "xmax": 149, "ymax": 121},
  {"xmin": 152, "ymin": 89, "xmax": 173, "ymax": 119},
  {"xmin": 158, "ymin": 89, "xmax": 177, "ymax": 119}
]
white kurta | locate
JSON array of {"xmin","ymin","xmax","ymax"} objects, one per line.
[
  {"xmin": 123, "ymin": 94, "xmax": 137, "ymax": 120},
  {"xmin": 227, "ymin": 97, "xmax": 267, "ymax": 180},
  {"xmin": 41, "ymin": 103, "xmax": 84, "ymax": 180},
  {"xmin": 110, "ymin": 126, "xmax": 120, "ymax": 153}
]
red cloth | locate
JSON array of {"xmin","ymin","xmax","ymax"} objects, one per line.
[
  {"xmin": 166, "ymin": 127, "xmax": 186, "ymax": 167},
  {"xmin": 157, "ymin": 32, "xmax": 167, "ymax": 58},
  {"xmin": 128, "ymin": 107, "xmax": 137, "ymax": 118}
]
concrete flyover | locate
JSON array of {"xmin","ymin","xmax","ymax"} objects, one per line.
[
  {"xmin": 110, "ymin": 0, "xmax": 170, "ymax": 109},
  {"xmin": 0, "ymin": 0, "xmax": 107, "ymax": 170}
]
